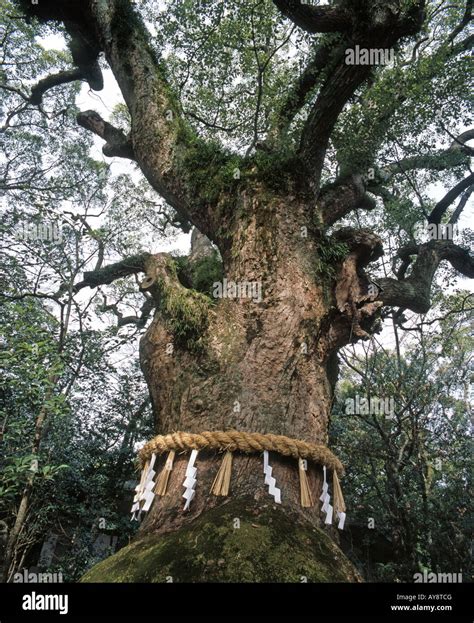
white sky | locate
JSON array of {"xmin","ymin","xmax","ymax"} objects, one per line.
[
  {"xmin": 42, "ymin": 32, "xmax": 190, "ymax": 255},
  {"xmin": 75, "ymin": 69, "xmax": 191, "ymax": 255}
]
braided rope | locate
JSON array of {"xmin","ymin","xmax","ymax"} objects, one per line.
[{"xmin": 139, "ymin": 430, "xmax": 344, "ymax": 476}]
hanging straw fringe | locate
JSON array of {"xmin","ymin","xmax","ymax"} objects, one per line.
[
  {"xmin": 136, "ymin": 430, "xmax": 345, "ymax": 513},
  {"xmin": 210, "ymin": 451, "xmax": 233, "ymax": 496},
  {"xmin": 332, "ymin": 470, "xmax": 346, "ymax": 515},
  {"xmin": 154, "ymin": 450, "xmax": 175, "ymax": 496},
  {"xmin": 298, "ymin": 458, "xmax": 314, "ymax": 507}
]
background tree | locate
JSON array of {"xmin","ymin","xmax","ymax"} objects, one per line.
[
  {"xmin": 331, "ymin": 291, "xmax": 472, "ymax": 580},
  {"xmin": 1, "ymin": 0, "xmax": 472, "ymax": 581},
  {"xmin": 0, "ymin": 9, "xmax": 159, "ymax": 579}
]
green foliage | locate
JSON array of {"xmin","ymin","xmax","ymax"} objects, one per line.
[
  {"xmin": 330, "ymin": 295, "xmax": 473, "ymax": 581},
  {"xmin": 252, "ymin": 149, "xmax": 306, "ymax": 194},
  {"xmin": 315, "ymin": 237, "xmax": 349, "ymax": 281},
  {"xmin": 178, "ymin": 133, "xmax": 243, "ymax": 205},
  {"xmin": 148, "ymin": 0, "xmax": 307, "ymax": 152},
  {"xmin": 190, "ymin": 252, "xmax": 224, "ymax": 298},
  {"xmin": 175, "ymin": 251, "xmax": 224, "ymax": 298}
]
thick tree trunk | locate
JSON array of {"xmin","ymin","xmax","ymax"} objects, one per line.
[
  {"xmin": 82, "ymin": 189, "xmax": 375, "ymax": 582},
  {"xmin": 139, "ymin": 196, "xmax": 334, "ymax": 526},
  {"xmin": 17, "ymin": 0, "xmax": 471, "ymax": 584}
]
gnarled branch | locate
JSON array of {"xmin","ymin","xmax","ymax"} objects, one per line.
[
  {"xmin": 379, "ymin": 241, "xmax": 474, "ymax": 313},
  {"xmin": 319, "ymin": 175, "xmax": 376, "ymax": 227},
  {"xmin": 378, "ymin": 131, "xmax": 473, "ymax": 180},
  {"xmin": 29, "ymin": 68, "xmax": 84, "ymax": 105},
  {"xmin": 272, "ymin": 1, "xmax": 350, "ymax": 34},
  {"xmin": 76, "ymin": 110, "xmax": 135, "ymax": 160},
  {"xmin": 71, "ymin": 253, "xmax": 149, "ymax": 293},
  {"xmin": 428, "ymin": 173, "xmax": 474, "ymax": 224},
  {"xmin": 101, "ymin": 293, "xmax": 155, "ymax": 329},
  {"xmin": 15, "ymin": 0, "xmax": 228, "ymax": 239},
  {"xmin": 15, "ymin": 0, "xmax": 104, "ymax": 93}
]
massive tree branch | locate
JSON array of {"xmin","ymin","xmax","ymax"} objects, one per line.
[
  {"xmin": 85, "ymin": 0, "xmax": 227, "ymax": 236},
  {"xmin": 29, "ymin": 68, "xmax": 84, "ymax": 105},
  {"xmin": 297, "ymin": 1, "xmax": 426, "ymax": 189},
  {"xmin": 272, "ymin": 1, "xmax": 350, "ymax": 34},
  {"xmin": 328, "ymin": 227, "xmax": 473, "ymax": 325},
  {"xmin": 379, "ymin": 241, "xmax": 474, "ymax": 313},
  {"xmin": 71, "ymin": 254, "xmax": 149, "ymax": 293},
  {"xmin": 300, "ymin": 61, "xmax": 372, "ymax": 189},
  {"xmin": 16, "ymin": 0, "xmax": 231, "ymax": 239},
  {"xmin": 428, "ymin": 173, "xmax": 474, "ymax": 224},
  {"xmin": 67, "ymin": 252, "xmax": 211, "ymax": 352},
  {"xmin": 319, "ymin": 175, "xmax": 376, "ymax": 227},
  {"xmin": 15, "ymin": 0, "xmax": 104, "ymax": 93},
  {"xmin": 377, "ymin": 131, "xmax": 474, "ymax": 180},
  {"xmin": 270, "ymin": 39, "xmax": 346, "ymax": 143}
]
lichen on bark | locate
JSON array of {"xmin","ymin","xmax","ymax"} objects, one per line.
[
  {"xmin": 144, "ymin": 254, "xmax": 211, "ymax": 352},
  {"xmin": 81, "ymin": 498, "xmax": 361, "ymax": 583}
]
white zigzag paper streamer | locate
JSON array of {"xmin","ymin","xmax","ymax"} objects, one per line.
[
  {"xmin": 319, "ymin": 465, "xmax": 328, "ymax": 502},
  {"xmin": 337, "ymin": 512, "xmax": 346, "ymax": 530},
  {"xmin": 263, "ymin": 450, "xmax": 281, "ymax": 504},
  {"xmin": 320, "ymin": 465, "xmax": 333, "ymax": 525},
  {"xmin": 131, "ymin": 453, "xmax": 157, "ymax": 520},
  {"xmin": 182, "ymin": 449, "xmax": 198, "ymax": 511}
]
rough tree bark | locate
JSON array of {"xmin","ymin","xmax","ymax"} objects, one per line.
[{"xmin": 15, "ymin": 0, "xmax": 473, "ymax": 582}]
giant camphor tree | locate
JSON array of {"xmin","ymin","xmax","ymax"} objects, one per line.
[{"xmin": 5, "ymin": 0, "xmax": 473, "ymax": 581}]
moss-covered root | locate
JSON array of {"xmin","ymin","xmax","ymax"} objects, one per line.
[{"xmin": 81, "ymin": 499, "xmax": 361, "ymax": 583}]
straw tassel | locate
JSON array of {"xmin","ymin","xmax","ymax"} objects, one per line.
[
  {"xmin": 154, "ymin": 450, "xmax": 175, "ymax": 496},
  {"xmin": 298, "ymin": 458, "xmax": 314, "ymax": 507},
  {"xmin": 210, "ymin": 451, "xmax": 233, "ymax": 496},
  {"xmin": 332, "ymin": 470, "xmax": 346, "ymax": 514}
]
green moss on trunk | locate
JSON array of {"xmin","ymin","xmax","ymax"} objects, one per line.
[{"xmin": 81, "ymin": 498, "xmax": 360, "ymax": 583}]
